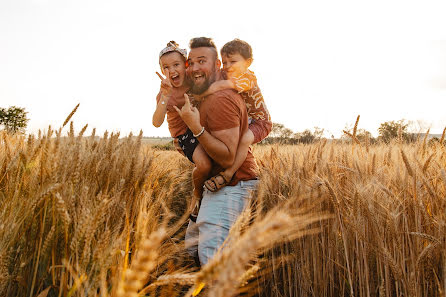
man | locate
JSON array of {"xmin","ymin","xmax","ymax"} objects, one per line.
[{"xmin": 174, "ymin": 37, "xmax": 259, "ymax": 265}]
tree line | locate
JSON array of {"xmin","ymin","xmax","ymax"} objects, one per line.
[
  {"xmin": 263, "ymin": 119, "xmax": 444, "ymax": 145},
  {"xmin": 1, "ymin": 106, "xmax": 444, "ymax": 145}
]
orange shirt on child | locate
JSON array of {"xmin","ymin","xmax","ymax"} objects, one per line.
[{"xmin": 230, "ymin": 70, "xmax": 271, "ymax": 122}]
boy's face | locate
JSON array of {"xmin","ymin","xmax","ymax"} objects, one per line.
[
  {"xmin": 222, "ymin": 53, "xmax": 252, "ymax": 77},
  {"xmin": 160, "ymin": 52, "xmax": 187, "ymax": 88}
]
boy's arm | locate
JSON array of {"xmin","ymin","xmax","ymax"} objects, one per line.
[
  {"xmin": 201, "ymin": 80, "xmax": 234, "ymax": 97},
  {"xmin": 152, "ymin": 92, "xmax": 168, "ymax": 127}
]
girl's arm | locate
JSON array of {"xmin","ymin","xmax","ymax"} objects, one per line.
[
  {"xmin": 152, "ymin": 93, "xmax": 169, "ymax": 127},
  {"xmin": 153, "ymin": 71, "xmax": 173, "ymax": 127},
  {"xmin": 201, "ymin": 80, "xmax": 234, "ymax": 97}
]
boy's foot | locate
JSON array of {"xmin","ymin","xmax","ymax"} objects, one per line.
[{"xmin": 204, "ymin": 172, "xmax": 231, "ymax": 192}]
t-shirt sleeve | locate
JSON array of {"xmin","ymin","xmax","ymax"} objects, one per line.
[
  {"xmin": 230, "ymin": 71, "xmax": 257, "ymax": 93},
  {"xmin": 206, "ymin": 93, "xmax": 241, "ymax": 131}
]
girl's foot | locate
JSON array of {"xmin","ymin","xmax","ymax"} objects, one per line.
[{"xmin": 189, "ymin": 195, "xmax": 201, "ymax": 222}]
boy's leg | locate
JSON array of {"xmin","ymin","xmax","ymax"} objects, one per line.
[{"xmin": 204, "ymin": 129, "xmax": 254, "ymax": 192}]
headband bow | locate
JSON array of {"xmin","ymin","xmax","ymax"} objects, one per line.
[{"xmin": 159, "ymin": 43, "xmax": 187, "ymax": 60}]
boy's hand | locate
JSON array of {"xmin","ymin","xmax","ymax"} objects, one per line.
[
  {"xmin": 173, "ymin": 94, "xmax": 202, "ymax": 134},
  {"xmin": 156, "ymin": 69, "xmax": 173, "ymax": 97}
]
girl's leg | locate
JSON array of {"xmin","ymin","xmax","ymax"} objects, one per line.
[
  {"xmin": 173, "ymin": 138, "xmax": 186, "ymax": 156},
  {"xmin": 191, "ymin": 143, "xmax": 212, "ymax": 201}
]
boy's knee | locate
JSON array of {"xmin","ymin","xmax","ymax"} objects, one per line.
[{"xmin": 241, "ymin": 129, "xmax": 255, "ymax": 146}]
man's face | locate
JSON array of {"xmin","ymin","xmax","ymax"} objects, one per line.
[{"xmin": 187, "ymin": 47, "xmax": 220, "ymax": 94}]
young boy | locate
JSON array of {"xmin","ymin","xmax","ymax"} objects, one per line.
[{"xmin": 203, "ymin": 39, "xmax": 272, "ymax": 191}]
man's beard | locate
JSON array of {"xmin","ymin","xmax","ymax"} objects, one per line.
[{"xmin": 190, "ymin": 69, "xmax": 216, "ymax": 95}]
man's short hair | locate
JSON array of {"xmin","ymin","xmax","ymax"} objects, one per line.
[
  {"xmin": 189, "ymin": 37, "xmax": 218, "ymax": 59},
  {"xmin": 220, "ymin": 39, "xmax": 252, "ymax": 60}
]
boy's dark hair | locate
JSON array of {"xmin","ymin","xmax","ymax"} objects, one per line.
[
  {"xmin": 189, "ymin": 37, "xmax": 218, "ymax": 59},
  {"xmin": 220, "ymin": 39, "xmax": 253, "ymax": 60}
]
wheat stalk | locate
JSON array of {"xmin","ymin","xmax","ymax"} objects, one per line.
[{"xmin": 62, "ymin": 103, "xmax": 80, "ymax": 128}]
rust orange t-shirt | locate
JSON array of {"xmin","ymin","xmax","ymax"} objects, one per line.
[
  {"xmin": 198, "ymin": 89, "xmax": 258, "ymax": 185},
  {"xmin": 156, "ymin": 86, "xmax": 189, "ymax": 138}
]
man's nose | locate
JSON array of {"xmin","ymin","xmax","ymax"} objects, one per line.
[{"xmin": 190, "ymin": 63, "xmax": 200, "ymax": 72}]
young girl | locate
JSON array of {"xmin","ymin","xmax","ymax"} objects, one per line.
[
  {"xmin": 202, "ymin": 38, "xmax": 272, "ymax": 191},
  {"xmin": 152, "ymin": 41, "xmax": 212, "ymax": 216}
]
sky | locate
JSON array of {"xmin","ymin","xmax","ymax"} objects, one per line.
[{"xmin": 1, "ymin": 0, "xmax": 445, "ymax": 138}]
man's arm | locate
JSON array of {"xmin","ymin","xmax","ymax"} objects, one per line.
[
  {"xmin": 173, "ymin": 94, "xmax": 239, "ymax": 168},
  {"xmin": 194, "ymin": 127, "xmax": 239, "ymax": 168}
]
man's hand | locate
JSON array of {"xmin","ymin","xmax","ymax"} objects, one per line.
[
  {"xmin": 173, "ymin": 94, "xmax": 202, "ymax": 134},
  {"xmin": 156, "ymin": 69, "xmax": 173, "ymax": 97}
]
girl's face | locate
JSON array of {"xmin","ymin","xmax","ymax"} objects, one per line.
[
  {"xmin": 159, "ymin": 52, "xmax": 187, "ymax": 88},
  {"xmin": 222, "ymin": 53, "xmax": 252, "ymax": 78}
]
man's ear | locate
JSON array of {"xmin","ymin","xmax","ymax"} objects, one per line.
[{"xmin": 216, "ymin": 59, "xmax": 221, "ymax": 69}]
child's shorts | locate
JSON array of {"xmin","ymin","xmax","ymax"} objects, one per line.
[
  {"xmin": 177, "ymin": 129, "xmax": 199, "ymax": 163},
  {"xmin": 249, "ymin": 119, "xmax": 273, "ymax": 144}
]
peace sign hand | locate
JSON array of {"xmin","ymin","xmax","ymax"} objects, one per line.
[
  {"xmin": 156, "ymin": 69, "xmax": 173, "ymax": 97},
  {"xmin": 173, "ymin": 94, "xmax": 202, "ymax": 134}
]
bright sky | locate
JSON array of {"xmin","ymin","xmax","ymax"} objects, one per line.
[{"xmin": 1, "ymin": 0, "xmax": 445, "ymax": 138}]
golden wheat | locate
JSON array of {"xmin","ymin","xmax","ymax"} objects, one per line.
[{"xmin": 1, "ymin": 124, "xmax": 445, "ymax": 296}]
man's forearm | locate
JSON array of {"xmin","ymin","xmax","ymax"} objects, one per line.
[
  {"xmin": 175, "ymin": 93, "xmax": 239, "ymax": 168},
  {"xmin": 192, "ymin": 127, "xmax": 238, "ymax": 168}
]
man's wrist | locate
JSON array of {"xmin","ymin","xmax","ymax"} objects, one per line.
[{"xmin": 192, "ymin": 126, "xmax": 205, "ymax": 137}]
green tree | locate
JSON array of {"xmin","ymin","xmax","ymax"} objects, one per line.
[
  {"xmin": 294, "ymin": 129, "xmax": 315, "ymax": 144},
  {"xmin": 0, "ymin": 106, "xmax": 29, "ymax": 134},
  {"xmin": 341, "ymin": 128, "xmax": 374, "ymax": 143},
  {"xmin": 293, "ymin": 127, "xmax": 324, "ymax": 144},
  {"xmin": 378, "ymin": 119, "xmax": 410, "ymax": 143},
  {"xmin": 269, "ymin": 122, "xmax": 293, "ymax": 139},
  {"xmin": 270, "ymin": 123, "xmax": 285, "ymax": 138}
]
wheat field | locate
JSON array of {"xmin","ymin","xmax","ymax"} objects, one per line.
[{"xmin": 0, "ymin": 122, "xmax": 445, "ymax": 297}]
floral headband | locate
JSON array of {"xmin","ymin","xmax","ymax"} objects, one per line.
[{"xmin": 159, "ymin": 43, "xmax": 187, "ymax": 60}]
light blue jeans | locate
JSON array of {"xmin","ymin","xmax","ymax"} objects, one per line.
[{"xmin": 185, "ymin": 179, "xmax": 259, "ymax": 265}]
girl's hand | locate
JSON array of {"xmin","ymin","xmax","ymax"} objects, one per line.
[{"xmin": 156, "ymin": 69, "xmax": 173, "ymax": 97}]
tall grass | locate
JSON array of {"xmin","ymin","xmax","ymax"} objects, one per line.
[{"xmin": 0, "ymin": 124, "xmax": 445, "ymax": 297}]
